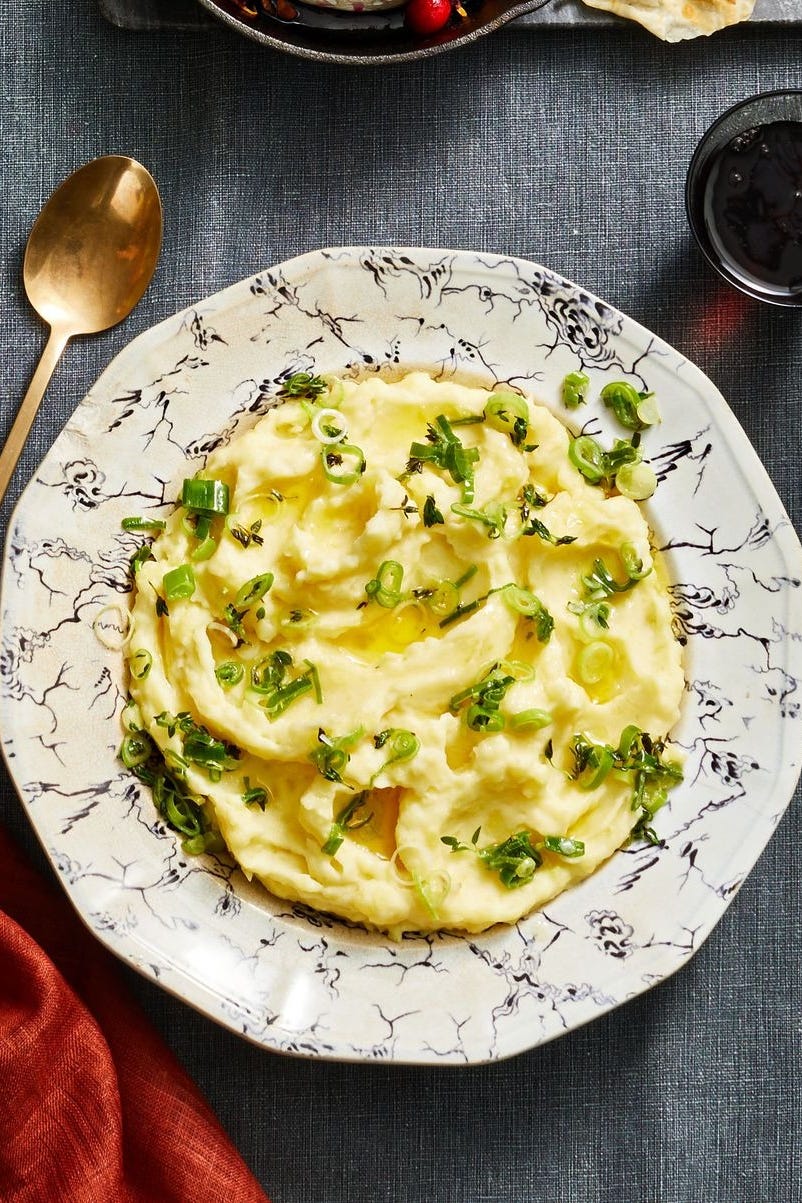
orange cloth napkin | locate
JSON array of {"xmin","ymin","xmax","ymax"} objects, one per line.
[{"xmin": 0, "ymin": 826, "xmax": 270, "ymax": 1203}]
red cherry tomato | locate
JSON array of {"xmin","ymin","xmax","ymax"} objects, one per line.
[{"xmin": 404, "ymin": 0, "xmax": 452, "ymax": 35}]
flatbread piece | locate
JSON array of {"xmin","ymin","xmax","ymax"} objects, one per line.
[{"xmin": 581, "ymin": 0, "xmax": 755, "ymax": 40}]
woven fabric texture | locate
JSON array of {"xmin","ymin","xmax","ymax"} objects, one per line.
[
  {"xmin": 0, "ymin": 4, "xmax": 800, "ymax": 1202},
  {"xmin": 0, "ymin": 828, "xmax": 270, "ymax": 1203}
]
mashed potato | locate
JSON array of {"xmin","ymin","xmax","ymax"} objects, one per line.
[{"xmin": 124, "ymin": 372, "xmax": 684, "ymax": 936}]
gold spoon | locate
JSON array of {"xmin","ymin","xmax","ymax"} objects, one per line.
[{"xmin": 0, "ymin": 155, "xmax": 163, "ymax": 502}]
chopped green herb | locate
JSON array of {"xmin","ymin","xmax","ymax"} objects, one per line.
[
  {"xmin": 229, "ymin": 519, "xmax": 265, "ymax": 549},
  {"xmin": 542, "ymin": 835, "xmax": 585, "ymax": 858},
  {"xmin": 564, "ymin": 726, "xmax": 683, "ymax": 841},
  {"xmin": 422, "ymin": 495, "xmax": 445, "ymax": 527},
  {"xmin": 405, "ymin": 414, "xmax": 481, "ymax": 503},
  {"xmin": 569, "ymin": 734, "xmax": 616, "ymax": 790},
  {"xmin": 518, "ymin": 483, "xmax": 549, "ymax": 519},
  {"xmin": 442, "ymin": 825, "xmax": 581, "ymax": 873},
  {"xmin": 478, "ymin": 831, "xmax": 542, "ymax": 889},
  {"xmin": 568, "ymin": 433, "xmax": 642, "ymax": 490},
  {"xmin": 322, "ymin": 790, "xmax": 373, "ymax": 856},
  {"xmin": 130, "ymin": 544, "xmax": 155, "ymax": 575},
  {"xmin": 393, "ymin": 494, "xmax": 419, "ymax": 518},
  {"xmin": 449, "ymin": 662, "xmax": 519, "ymax": 733},
  {"xmin": 223, "ymin": 603, "xmax": 248, "ymax": 645},
  {"xmin": 441, "ymin": 827, "xmax": 482, "ymax": 854},
  {"xmin": 582, "ymin": 545, "xmax": 651, "ymax": 600},
  {"xmin": 242, "ymin": 778, "xmax": 270, "ymax": 810},
  {"xmin": 250, "ymin": 651, "xmax": 321, "ymax": 720},
  {"xmin": 451, "ymin": 500, "xmax": 507, "ymax": 540},
  {"xmin": 152, "ymin": 710, "xmax": 241, "ymax": 782},
  {"xmin": 278, "ymin": 371, "xmax": 328, "ymax": 400},
  {"xmin": 520, "ymin": 515, "xmax": 577, "ymax": 546},
  {"xmin": 309, "ymin": 727, "xmax": 364, "ymax": 784},
  {"xmin": 119, "ymin": 726, "xmax": 225, "ymax": 854}
]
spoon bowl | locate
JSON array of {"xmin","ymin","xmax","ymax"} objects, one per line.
[{"xmin": 0, "ymin": 155, "xmax": 162, "ymax": 501}]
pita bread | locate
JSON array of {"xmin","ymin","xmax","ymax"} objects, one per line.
[{"xmin": 581, "ymin": 0, "xmax": 755, "ymax": 41}]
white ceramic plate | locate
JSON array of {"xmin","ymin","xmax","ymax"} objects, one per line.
[{"xmin": 2, "ymin": 247, "xmax": 801, "ymax": 1064}]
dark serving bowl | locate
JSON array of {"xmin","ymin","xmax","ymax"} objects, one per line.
[{"xmin": 197, "ymin": 0, "xmax": 552, "ymax": 64}]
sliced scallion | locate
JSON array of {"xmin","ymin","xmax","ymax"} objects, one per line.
[
  {"xmin": 130, "ymin": 544, "xmax": 155, "ymax": 575},
  {"xmin": 542, "ymin": 835, "xmax": 585, "ymax": 858},
  {"xmin": 321, "ymin": 444, "xmax": 365, "ymax": 485},
  {"xmin": 365, "ymin": 560, "xmax": 405, "ymax": 609},
  {"xmin": 478, "ymin": 831, "xmax": 542, "ymax": 889},
  {"xmin": 371, "ymin": 728, "xmax": 420, "ymax": 784},
  {"xmin": 278, "ymin": 372, "xmax": 328, "ymax": 401},
  {"xmin": 615, "ymin": 460, "xmax": 658, "ymax": 501},
  {"xmin": 568, "ymin": 435, "xmax": 607, "ymax": 484},
  {"xmin": 234, "ymin": 573, "xmax": 274, "ymax": 608},
  {"xmin": 413, "ymin": 870, "xmax": 451, "ymax": 920},
  {"xmin": 242, "ymin": 779, "xmax": 270, "ymax": 809},
  {"xmin": 280, "ymin": 608, "xmax": 316, "ymax": 629},
  {"xmin": 322, "ymin": 790, "xmax": 373, "ymax": 857},
  {"xmin": 484, "ymin": 391, "xmax": 533, "ymax": 448},
  {"xmin": 181, "ymin": 478, "xmax": 230, "ymax": 517},
  {"xmin": 311, "ymin": 407, "xmax": 348, "ymax": 444},
  {"xmin": 163, "ymin": 564, "xmax": 196, "ymax": 601},
  {"xmin": 120, "ymin": 733, "xmax": 153, "ymax": 769},
  {"xmin": 509, "ymin": 709, "xmax": 552, "ymax": 730},
  {"xmin": 191, "ymin": 534, "xmax": 217, "ymax": 562},
  {"xmin": 451, "ymin": 501, "xmax": 507, "ymax": 539},
  {"xmin": 310, "ymin": 727, "xmax": 364, "ymax": 784},
  {"xmin": 215, "ymin": 660, "xmax": 244, "ymax": 689},
  {"xmin": 562, "ymin": 371, "xmax": 590, "ymax": 409},
  {"xmin": 252, "ymin": 651, "xmax": 321, "ymax": 720},
  {"xmin": 129, "ymin": 648, "xmax": 153, "ymax": 680},
  {"xmin": 419, "ymin": 579, "xmax": 459, "ymax": 616},
  {"xmin": 601, "ymin": 381, "xmax": 659, "ymax": 432},
  {"xmin": 121, "ymin": 516, "xmax": 167, "ymax": 532},
  {"xmin": 576, "ymin": 640, "xmax": 615, "ymax": 685},
  {"xmin": 500, "ymin": 585, "xmax": 554, "ymax": 641}
]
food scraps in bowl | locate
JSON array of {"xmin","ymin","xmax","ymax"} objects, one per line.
[
  {"xmin": 120, "ymin": 370, "xmax": 684, "ymax": 938},
  {"xmin": 225, "ymin": 0, "xmax": 755, "ymax": 42}
]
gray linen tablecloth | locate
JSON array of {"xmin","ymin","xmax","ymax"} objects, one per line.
[{"xmin": 1, "ymin": 2, "xmax": 801, "ymax": 1201}]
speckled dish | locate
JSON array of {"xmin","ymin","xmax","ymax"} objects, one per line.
[
  {"xmin": 2, "ymin": 247, "xmax": 801, "ymax": 1064},
  {"xmin": 196, "ymin": 0, "xmax": 551, "ymax": 64}
]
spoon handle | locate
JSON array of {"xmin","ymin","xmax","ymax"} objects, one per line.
[{"xmin": 0, "ymin": 326, "xmax": 70, "ymax": 503}]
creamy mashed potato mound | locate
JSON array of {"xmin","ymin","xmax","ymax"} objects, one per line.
[{"xmin": 126, "ymin": 372, "xmax": 684, "ymax": 936}]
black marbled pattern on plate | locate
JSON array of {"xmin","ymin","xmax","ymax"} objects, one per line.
[{"xmin": 2, "ymin": 247, "xmax": 800, "ymax": 1064}]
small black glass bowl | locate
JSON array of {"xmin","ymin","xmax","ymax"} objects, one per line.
[
  {"xmin": 197, "ymin": 0, "xmax": 552, "ymax": 65},
  {"xmin": 685, "ymin": 89, "xmax": 802, "ymax": 308}
]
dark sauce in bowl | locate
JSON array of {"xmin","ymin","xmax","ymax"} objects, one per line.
[
  {"xmin": 687, "ymin": 99, "xmax": 802, "ymax": 307},
  {"xmin": 703, "ymin": 121, "xmax": 802, "ymax": 299}
]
